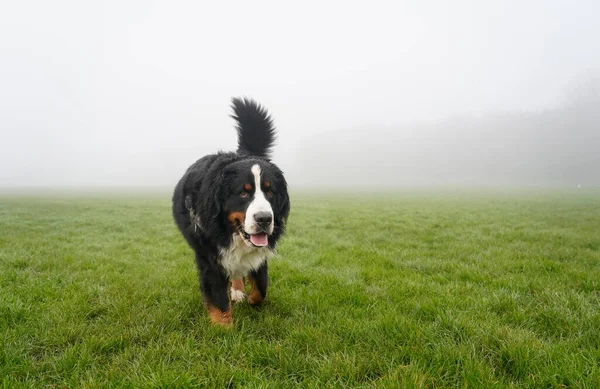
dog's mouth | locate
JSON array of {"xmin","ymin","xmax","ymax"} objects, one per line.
[{"xmin": 236, "ymin": 222, "xmax": 269, "ymax": 247}]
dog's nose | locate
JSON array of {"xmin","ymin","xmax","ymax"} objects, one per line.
[{"xmin": 254, "ymin": 212, "xmax": 272, "ymax": 228}]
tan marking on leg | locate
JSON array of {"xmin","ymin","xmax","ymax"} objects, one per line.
[
  {"xmin": 247, "ymin": 276, "xmax": 264, "ymax": 306},
  {"xmin": 205, "ymin": 304, "xmax": 233, "ymax": 327},
  {"xmin": 230, "ymin": 278, "xmax": 246, "ymax": 302},
  {"xmin": 231, "ymin": 277, "xmax": 245, "ymax": 291}
]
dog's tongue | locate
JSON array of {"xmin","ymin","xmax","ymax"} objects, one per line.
[{"xmin": 250, "ymin": 233, "xmax": 268, "ymax": 247}]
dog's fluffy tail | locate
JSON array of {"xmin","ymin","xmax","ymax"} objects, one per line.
[{"xmin": 231, "ymin": 97, "xmax": 276, "ymax": 159}]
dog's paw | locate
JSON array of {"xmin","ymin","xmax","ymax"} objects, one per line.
[{"xmin": 230, "ymin": 287, "xmax": 246, "ymax": 303}]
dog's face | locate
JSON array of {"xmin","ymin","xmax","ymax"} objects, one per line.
[{"xmin": 202, "ymin": 159, "xmax": 289, "ymax": 249}]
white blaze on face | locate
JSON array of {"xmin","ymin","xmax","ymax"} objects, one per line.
[{"xmin": 245, "ymin": 164, "xmax": 274, "ymax": 235}]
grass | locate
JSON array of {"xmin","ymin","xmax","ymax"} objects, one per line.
[{"xmin": 1, "ymin": 189, "xmax": 599, "ymax": 388}]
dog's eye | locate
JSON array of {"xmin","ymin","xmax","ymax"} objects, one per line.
[
  {"xmin": 266, "ymin": 191, "xmax": 274, "ymax": 198},
  {"xmin": 240, "ymin": 191, "xmax": 249, "ymax": 198}
]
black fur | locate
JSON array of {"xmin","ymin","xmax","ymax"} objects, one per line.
[
  {"xmin": 231, "ymin": 97, "xmax": 277, "ymax": 158},
  {"xmin": 249, "ymin": 261, "xmax": 269, "ymax": 302},
  {"xmin": 171, "ymin": 98, "xmax": 290, "ymax": 325}
]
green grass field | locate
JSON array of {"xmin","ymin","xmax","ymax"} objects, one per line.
[{"xmin": 1, "ymin": 190, "xmax": 599, "ymax": 388}]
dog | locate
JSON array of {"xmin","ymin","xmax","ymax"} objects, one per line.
[{"xmin": 172, "ymin": 98, "xmax": 290, "ymax": 327}]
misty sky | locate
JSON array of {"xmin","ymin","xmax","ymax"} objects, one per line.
[{"xmin": 1, "ymin": 1, "xmax": 599, "ymax": 188}]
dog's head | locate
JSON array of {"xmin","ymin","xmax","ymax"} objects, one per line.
[{"xmin": 197, "ymin": 159, "xmax": 290, "ymax": 249}]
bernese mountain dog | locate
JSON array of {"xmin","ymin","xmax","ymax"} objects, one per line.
[{"xmin": 172, "ymin": 98, "xmax": 290, "ymax": 327}]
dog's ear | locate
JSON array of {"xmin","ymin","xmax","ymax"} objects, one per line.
[
  {"xmin": 198, "ymin": 171, "xmax": 229, "ymax": 238},
  {"xmin": 274, "ymin": 179, "xmax": 290, "ymax": 230}
]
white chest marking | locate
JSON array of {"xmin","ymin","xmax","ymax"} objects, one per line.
[{"xmin": 219, "ymin": 234, "xmax": 273, "ymax": 278}]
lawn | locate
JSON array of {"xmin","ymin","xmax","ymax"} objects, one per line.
[{"xmin": 1, "ymin": 190, "xmax": 599, "ymax": 388}]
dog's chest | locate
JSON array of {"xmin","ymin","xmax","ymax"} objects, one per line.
[{"xmin": 219, "ymin": 235, "xmax": 273, "ymax": 278}]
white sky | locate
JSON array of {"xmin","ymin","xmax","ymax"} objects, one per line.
[{"xmin": 1, "ymin": 0, "xmax": 599, "ymax": 187}]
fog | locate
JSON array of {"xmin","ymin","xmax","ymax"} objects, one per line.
[{"xmin": 1, "ymin": 1, "xmax": 599, "ymax": 190}]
